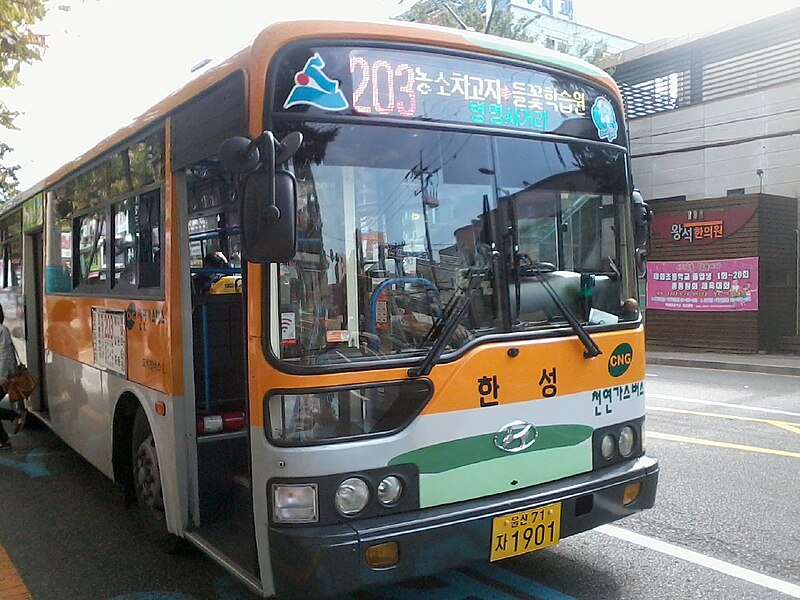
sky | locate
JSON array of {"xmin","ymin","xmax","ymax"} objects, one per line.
[{"xmin": 2, "ymin": 0, "xmax": 798, "ymax": 194}]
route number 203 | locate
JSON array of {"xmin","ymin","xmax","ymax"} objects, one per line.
[{"xmin": 350, "ymin": 56, "xmax": 417, "ymax": 117}]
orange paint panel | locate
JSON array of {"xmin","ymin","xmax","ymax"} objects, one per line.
[
  {"xmin": 44, "ymin": 295, "xmax": 175, "ymax": 395},
  {"xmin": 246, "ymin": 328, "xmax": 645, "ymax": 426},
  {"xmin": 163, "ymin": 119, "xmax": 185, "ymax": 396},
  {"xmin": 420, "ymin": 329, "xmax": 645, "ymax": 415}
]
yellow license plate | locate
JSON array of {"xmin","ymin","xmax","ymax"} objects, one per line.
[{"xmin": 489, "ymin": 502, "xmax": 561, "ymax": 561}]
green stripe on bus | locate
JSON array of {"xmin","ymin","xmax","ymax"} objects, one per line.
[
  {"xmin": 388, "ymin": 424, "xmax": 592, "ymax": 473},
  {"xmin": 418, "ymin": 443, "xmax": 593, "ymax": 507}
]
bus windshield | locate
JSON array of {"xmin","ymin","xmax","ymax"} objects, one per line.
[{"xmin": 273, "ymin": 123, "xmax": 634, "ymax": 366}]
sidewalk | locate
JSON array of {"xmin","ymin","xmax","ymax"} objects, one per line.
[{"xmin": 647, "ymin": 349, "xmax": 800, "ymax": 377}]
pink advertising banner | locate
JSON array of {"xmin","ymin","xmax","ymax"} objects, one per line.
[{"xmin": 647, "ymin": 257, "xmax": 759, "ymax": 312}]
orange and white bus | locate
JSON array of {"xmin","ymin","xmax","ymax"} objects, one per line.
[{"xmin": 6, "ymin": 19, "xmax": 658, "ymax": 598}]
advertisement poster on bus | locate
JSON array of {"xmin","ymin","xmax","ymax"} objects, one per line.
[
  {"xmin": 92, "ymin": 307, "xmax": 128, "ymax": 376},
  {"xmin": 646, "ymin": 257, "xmax": 758, "ymax": 312}
]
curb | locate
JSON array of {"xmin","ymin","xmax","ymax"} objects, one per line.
[{"xmin": 647, "ymin": 356, "xmax": 800, "ymax": 377}]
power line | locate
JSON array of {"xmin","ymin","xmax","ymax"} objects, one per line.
[
  {"xmin": 631, "ymin": 128, "xmax": 800, "ymax": 159},
  {"xmin": 628, "ymin": 106, "xmax": 800, "ymax": 142}
]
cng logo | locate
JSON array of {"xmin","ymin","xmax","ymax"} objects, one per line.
[{"xmin": 608, "ymin": 343, "xmax": 633, "ymax": 377}]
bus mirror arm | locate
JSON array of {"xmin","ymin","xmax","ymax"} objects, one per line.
[
  {"xmin": 219, "ymin": 130, "xmax": 302, "ymax": 174},
  {"xmin": 631, "ymin": 188, "xmax": 652, "ymax": 277},
  {"xmin": 219, "ymin": 135, "xmax": 261, "ymax": 173},
  {"xmin": 221, "ymin": 131, "xmax": 300, "ymax": 263},
  {"xmin": 631, "ymin": 188, "xmax": 653, "ymax": 250},
  {"xmin": 261, "ymin": 131, "xmax": 280, "ymax": 224},
  {"xmin": 220, "ymin": 131, "xmax": 303, "ymax": 224}
]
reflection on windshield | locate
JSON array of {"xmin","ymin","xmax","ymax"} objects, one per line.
[{"xmin": 273, "ymin": 124, "xmax": 635, "ymax": 366}]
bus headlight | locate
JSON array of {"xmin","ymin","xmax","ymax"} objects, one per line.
[
  {"xmin": 600, "ymin": 433, "xmax": 616, "ymax": 460},
  {"xmin": 377, "ymin": 476, "xmax": 403, "ymax": 506},
  {"xmin": 618, "ymin": 426, "xmax": 636, "ymax": 457},
  {"xmin": 272, "ymin": 483, "xmax": 318, "ymax": 523},
  {"xmin": 335, "ymin": 477, "xmax": 370, "ymax": 515},
  {"xmin": 266, "ymin": 380, "xmax": 432, "ymax": 446},
  {"xmin": 592, "ymin": 418, "xmax": 645, "ymax": 470}
]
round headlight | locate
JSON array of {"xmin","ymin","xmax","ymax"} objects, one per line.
[
  {"xmin": 377, "ymin": 476, "xmax": 403, "ymax": 506},
  {"xmin": 601, "ymin": 433, "xmax": 616, "ymax": 460},
  {"xmin": 618, "ymin": 426, "xmax": 636, "ymax": 457},
  {"xmin": 335, "ymin": 477, "xmax": 370, "ymax": 516}
]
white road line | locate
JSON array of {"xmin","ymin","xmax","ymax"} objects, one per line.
[
  {"xmin": 648, "ymin": 393, "xmax": 800, "ymax": 418},
  {"xmin": 599, "ymin": 525, "xmax": 800, "ymax": 598}
]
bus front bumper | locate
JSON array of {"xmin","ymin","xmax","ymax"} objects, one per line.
[{"xmin": 268, "ymin": 454, "xmax": 658, "ymax": 599}]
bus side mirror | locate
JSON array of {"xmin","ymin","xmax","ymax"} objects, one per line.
[
  {"xmin": 631, "ymin": 188, "xmax": 652, "ymax": 278},
  {"xmin": 220, "ymin": 131, "xmax": 302, "ymax": 263},
  {"xmin": 242, "ymin": 170, "xmax": 297, "ymax": 263}
]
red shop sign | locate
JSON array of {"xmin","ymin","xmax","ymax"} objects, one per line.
[{"xmin": 652, "ymin": 205, "xmax": 756, "ymax": 245}]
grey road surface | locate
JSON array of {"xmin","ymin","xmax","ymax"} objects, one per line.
[{"xmin": 1, "ymin": 364, "xmax": 798, "ymax": 600}]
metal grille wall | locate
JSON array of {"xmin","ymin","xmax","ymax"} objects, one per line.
[{"xmin": 612, "ymin": 8, "xmax": 800, "ymax": 119}]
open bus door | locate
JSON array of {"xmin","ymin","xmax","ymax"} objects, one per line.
[
  {"xmin": 169, "ymin": 70, "xmax": 259, "ymax": 585},
  {"xmin": 23, "ymin": 230, "xmax": 47, "ymax": 415}
]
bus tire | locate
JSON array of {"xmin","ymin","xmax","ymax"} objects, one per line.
[{"xmin": 132, "ymin": 406, "xmax": 184, "ymax": 554}]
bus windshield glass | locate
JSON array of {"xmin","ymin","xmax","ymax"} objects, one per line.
[{"xmin": 272, "ymin": 123, "xmax": 635, "ymax": 366}]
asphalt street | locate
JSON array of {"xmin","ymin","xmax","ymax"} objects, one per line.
[{"xmin": 1, "ymin": 362, "xmax": 798, "ymax": 600}]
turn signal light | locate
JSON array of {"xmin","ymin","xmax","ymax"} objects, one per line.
[
  {"xmin": 622, "ymin": 482, "xmax": 642, "ymax": 506},
  {"xmin": 365, "ymin": 542, "xmax": 399, "ymax": 569}
]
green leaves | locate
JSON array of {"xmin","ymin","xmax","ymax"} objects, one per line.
[
  {"xmin": 1, "ymin": 0, "xmax": 48, "ymax": 202},
  {"xmin": 397, "ymin": 1, "xmax": 610, "ymax": 66},
  {"xmin": 398, "ymin": 0, "xmax": 539, "ymax": 42}
]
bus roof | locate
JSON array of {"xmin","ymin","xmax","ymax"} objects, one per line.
[{"xmin": 12, "ymin": 19, "xmax": 620, "ymax": 206}]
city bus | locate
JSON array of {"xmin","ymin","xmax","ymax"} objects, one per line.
[{"xmin": 5, "ymin": 18, "xmax": 659, "ymax": 599}]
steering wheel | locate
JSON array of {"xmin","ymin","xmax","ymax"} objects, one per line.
[
  {"xmin": 369, "ymin": 277, "xmax": 441, "ymax": 341},
  {"xmin": 520, "ymin": 261, "xmax": 557, "ymax": 276}
]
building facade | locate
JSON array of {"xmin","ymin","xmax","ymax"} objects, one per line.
[
  {"xmin": 604, "ymin": 8, "xmax": 800, "ymax": 353},
  {"xmin": 605, "ymin": 7, "xmax": 800, "ymax": 204}
]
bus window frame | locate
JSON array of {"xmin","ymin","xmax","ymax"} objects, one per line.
[
  {"xmin": 259, "ymin": 41, "xmax": 637, "ymax": 376},
  {"xmin": 57, "ymin": 181, "xmax": 166, "ymax": 300},
  {"xmin": 0, "ymin": 210, "xmax": 23, "ymax": 290},
  {"xmin": 110, "ymin": 187, "xmax": 163, "ymax": 292},
  {"xmin": 44, "ymin": 125, "xmax": 166, "ymax": 299}
]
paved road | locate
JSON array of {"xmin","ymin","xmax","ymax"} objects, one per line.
[{"xmin": 1, "ymin": 363, "xmax": 799, "ymax": 599}]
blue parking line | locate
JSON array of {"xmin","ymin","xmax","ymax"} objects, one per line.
[
  {"xmin": 470, "ymin": 563, "xmax": 578, "ymax": 600},
  {"xmin": 112, "ymin": 564, "xmax": 577, "ymax": 600},
  {"xmin": 0, "ymin": 447, "xmax": 50, "ymax": 478},
  {"xmin": 108, "ymin": 594, "xmax": 196, "ymax": 600},
  {"xmin": 369, "ymin": 569, "xmax": 519, "ymax": 600},
  {"xmin": 338, "ymin": 564, "xmax": 578, "ymax": 600}
]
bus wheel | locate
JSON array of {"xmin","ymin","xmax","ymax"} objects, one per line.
[{"xmin": 132, "ymin": 407, "xmax": 183, "ymax": 554}]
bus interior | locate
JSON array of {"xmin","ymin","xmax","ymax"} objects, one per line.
[{"xmin": 185, "ymin": 162, "xmax": 257, "ymax": 576}]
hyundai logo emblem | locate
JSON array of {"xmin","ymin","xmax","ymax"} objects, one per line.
[{"xmin": 494, "ymin": 420, "xmax": 538, "ymax": 453}]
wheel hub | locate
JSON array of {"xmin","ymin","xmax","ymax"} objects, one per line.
[{"xmin": 135, "ymin": 434, "xmax": 164, "ymax": 511}]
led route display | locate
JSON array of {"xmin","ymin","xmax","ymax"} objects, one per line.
[{"xmin": 274, "ymin": 45, "xmax": 624, "ymax": 145}]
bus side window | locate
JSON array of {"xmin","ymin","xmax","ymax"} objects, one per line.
[{"xmin": 112, "ymin": 189, "xmax": 162, "ymax": 289}]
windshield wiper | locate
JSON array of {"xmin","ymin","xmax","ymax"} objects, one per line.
[
  {"xmin": 525, "ymin": 263, "xmax": 602, "ymax": 359},
  {"xmin": 408, "ymin": 267, "xmax": 487, "ymax": 377}
]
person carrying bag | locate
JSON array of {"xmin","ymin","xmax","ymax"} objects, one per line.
[
  {"xmin": 7, "ymin": 346, "xmax": 37, "ymax": 402},
  {"xmin": 0, "ymin": 305, "xmax": 31, "ymax": 451}
]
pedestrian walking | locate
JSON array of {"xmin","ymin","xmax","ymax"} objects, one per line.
[{"xmin": 0, "ymin": 304, "xmax": 26, "ymax": 451}]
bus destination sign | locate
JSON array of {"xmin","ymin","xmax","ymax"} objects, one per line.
[{"xmin": 274, "ymin": 46, "xmax": 624, "ymax": 145}]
